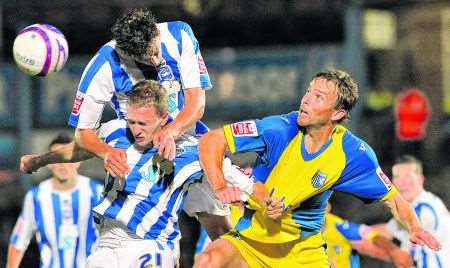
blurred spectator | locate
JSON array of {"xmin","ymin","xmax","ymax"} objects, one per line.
[
  {"xmin": 374, "ymin": 155, "xmax": 450, "ymax": 268},
  {"xmin": 7, "ymin": 134, "xmax": 103, "ymax": 268}
]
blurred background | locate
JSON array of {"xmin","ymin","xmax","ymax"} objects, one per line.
[{"xmin": 0, "ymin": 0, "xmax": 449, "ymax": 267}]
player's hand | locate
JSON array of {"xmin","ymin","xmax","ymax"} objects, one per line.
[
  {"xmin": 20, "ymin": 154, "xmax": 38, "ymax": 173},
  {"xmin": 264, "ymin": 196, "xmax": 285, "ymax": 220},
  {"xmin": 409, "ymin": 227, "xmax": 441, "ymax": 251},
  {"xmin": 390, "ymin": 248, "xmax": 413, "ymax": 268},
  {"xmin": 153, "ymin": 127, "xmax": 176, "ymax": 161},
  {"xmin": 214, "ymin": 186, "xmax": 241, "ymax": 204},
  {"xmin": 104, "ymin": 148, "xmax": 129, "ymax": 178}
]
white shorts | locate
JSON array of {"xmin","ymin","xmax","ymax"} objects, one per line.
[
  {"xmin": 183, "ymin": 174, "xmax": 230, "ymax": 217},
  {"xmin": 183, "ymin": 158, "xmax": 254, "ymax": 217},
  {"xmin": 86, "ymin": 218, "xmax": 178, "ymax": 268}
]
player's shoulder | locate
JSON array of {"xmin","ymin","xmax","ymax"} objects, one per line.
[
  {"xmin": 94, "ymin": 40, "xmax": 117, "ymax": 58},
  {"xmin": 340, "ymin": 126, "xmax": 377, "ymax": 164},
  {"xmin": 160, "ymin": 21, "xmax": 193, "ymax": 32},
  {"xmin": 159, "ymin": 21, "xmax": 196, "ymax": 42},
  {"xmin": 258, "ymin": 111, "xmax": 299, "ymax": 132},
  {"xmin": 98, "ymin": 119, "xmax": 127, "ymax": 139}
]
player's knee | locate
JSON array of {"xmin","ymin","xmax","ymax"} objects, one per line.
[{"xmin": 194, "ymin": 250, "xmax": 222, "ymax": 268}]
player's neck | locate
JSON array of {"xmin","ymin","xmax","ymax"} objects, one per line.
[
  {"xmin": 303, "ymin": 124, "xmax": 335, "ymax": 154},
  {"xmin": 51, "ymin": 176, "xmax": 78, "ymax": 192}
]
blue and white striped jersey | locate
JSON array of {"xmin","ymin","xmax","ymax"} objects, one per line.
[
  {"xmin": 68, "ymin": 21, "xmax": 212, "ymax": 133},
  {"xmin": 387, "ymin": 190, "xmax": 450, "ymax": 268},
  {"xmin": 95, "ymin": 119, "xmax": 203, "ymax": 249},
  {"xmin": 10, "ymin": 176, "xmax": 103, "ymax": 268}
]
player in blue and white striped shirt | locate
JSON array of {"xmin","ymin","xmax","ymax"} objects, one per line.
[
  {"xmin": 65, "ymin": 8, "xmax": 235, "ymax": 245},
  {"xmin": 20, "ymin": 80, "xmax": 254, "ymax": 268},
  {"xmin": 8, "ymin": 134, "xmax": 103, "ymax": 268},
  {"xmin": 68, "ymin": 7, "xmax": 211, "ymax": 164}
]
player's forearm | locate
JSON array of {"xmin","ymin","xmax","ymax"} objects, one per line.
[
  {"xmin": 27, "ymin": 141, "xmax": 93, "ymax": 171},
  {"xmin": 353, "ymin": 240, "xmax": 392, "ymax": 262},
  {"xmin": 166, "ymin": 87, "xmax": 205, "ymax": 137},
  {"xmin": 198, "ymin": 129, "xmax": 228, "ymax": 191},
  {"xmin": 385, "ymin": 192, "xmax": 422, "ymax": 233},
  {"xmin": 6, "ymin": 245, "xmax": 24, "ymax": 268},
  {"xmin": 372, "ymin": 235, "xmax": 402, "ymax": 262},
  {"xmin": 75, "ymin": 128, "xmax": 112, "ymax": 159}
]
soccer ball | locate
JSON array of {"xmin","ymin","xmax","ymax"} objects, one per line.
[{"xmin": 12, "ymin": 24, "xmax": 69, "ymax": 76}]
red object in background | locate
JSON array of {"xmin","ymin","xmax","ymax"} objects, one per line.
[{"xmin": 395, "ymin": 88, "xmax": 431, "ymax": 141}]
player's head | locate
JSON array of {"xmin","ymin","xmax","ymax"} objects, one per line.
[
  {"xmin": 111, "ymin": 8, "xmax": 162, "ymax": 66},
  {"xmin": 127, "ymin": 80, "xmax": 168, "ymax": 149},
  {"xmin": 392, "ymin": 154, "xmax": 424, "ymax": 202},
  {"xmin": 48, "ymin": 133, "xmax": 80, "ymax": 183},
  {"xmin": 297, "ymin": 69, "xmax": 358, "ymax": 127}
]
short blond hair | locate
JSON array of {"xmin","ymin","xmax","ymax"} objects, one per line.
[{"xmin": 128, "ymin": 80, "xmax": 167, "ymax": 116}]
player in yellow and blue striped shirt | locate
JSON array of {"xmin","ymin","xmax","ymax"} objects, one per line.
[{"xmin": 194, "ymin": 69, "xmax": 441, "ymax": 268}]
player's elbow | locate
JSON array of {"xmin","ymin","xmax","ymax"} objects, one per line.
[{"xmin": 74, "ymin": 128, "xmax": 95, "ymax": 148}]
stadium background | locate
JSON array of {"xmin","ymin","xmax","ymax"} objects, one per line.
[{"xmin": 0, "ymin": 0, "xmax": 449, "ymax": 267}]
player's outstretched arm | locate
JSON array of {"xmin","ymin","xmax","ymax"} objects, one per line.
[
  {"xmin": 153, "ymin": 87, "xmax": 205, "ymax": 160},
  {"xmin": 352, "ymin": 234, "xmax": 413, "ymax": 268},
  {"xmin": 384, "ymin": 192, "xmax": 442, "ymax": 251},
  {"xmin": 19, "ymin": 141, "xmax": 93, "ymax": 173}
]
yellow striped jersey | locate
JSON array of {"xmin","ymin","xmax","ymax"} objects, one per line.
[{"xmin": 223, "ymin": 111, "xmax": 397, "ymax": 244}]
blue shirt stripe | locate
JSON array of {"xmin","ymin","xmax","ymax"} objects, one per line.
[{"xmin": 51, "ymin": 193, "xmax": 64, "ymax": 268}]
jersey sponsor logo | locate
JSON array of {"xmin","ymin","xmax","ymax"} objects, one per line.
[
  {"xmin": 71, "ymin": 92, "xmax": 85, "ymax": 116},
  {"xmin": 231, "ymin": 121, "xmax": 258, "ymax": 137},
  {"xmin": 198, "ymin": 55, "xmax": 207, "ymax": 74},
  {"xmin": 376, "ymin": 167, "xmax": 392, "ymax": 190},
  {"xmin": 158, "ymin": 65, "xmax": 175, "ymax": 81},
  {"xmin": 311, "ymin": 170, "xmax": 327, "ymax": 188}
]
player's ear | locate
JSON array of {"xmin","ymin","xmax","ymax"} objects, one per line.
[{"xmin": 331, "ymin": 108, "xmax": 346, "ymax": 122}]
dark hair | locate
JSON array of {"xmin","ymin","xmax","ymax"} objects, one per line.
[
  {"xmin": 313, "ymin": 69, "xmax": 359, "ymax": 123},
  {"xmin": 111, "ymin": 8, "xmax": 159, "ymax": 59},
  {"xmin": 49, "ymin": 133, "xmax": 73, "ymax": 149},
  {"xmin": 128, "ymin": 80, "xmax": 168, "ymax": 116},
  {"xmin": 394, "ymin": 154, "xmax": 423, "ymax": 174}
]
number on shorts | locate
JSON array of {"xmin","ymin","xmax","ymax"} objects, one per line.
[{"xmin": 138, "ymin": 252, "xmax": 162, "ymax": 268}]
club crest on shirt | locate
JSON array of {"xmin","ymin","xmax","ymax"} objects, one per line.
[
  {"xmin": 376, "ymin": 167, "xmax": 392, "ymax": 190},
  {"xmin": 158, "ymin": 64, "xmax": 175, "ymax": 81},
  {"xmin": 231, "ymin": 121, "xmax": 258, "ymax": 137},
  {"xmin": 333, "ymin": 245, "xmax": 342, "ymax": 255},
  {"xmin": 311, "ymin": 170, "xmax": 327, "ymax": 188}
]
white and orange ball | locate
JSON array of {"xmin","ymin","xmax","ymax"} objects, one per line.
[{"xmin": 13, "ymin": 23, "xmax": 69, "ymax": 76}]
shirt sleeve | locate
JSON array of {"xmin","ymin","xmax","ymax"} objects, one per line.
[
  {"xmin": 332, "ymin": 135, "xmax": 397, "ymax": 202},
  {"xmin": 68, "ymin": 53, "xmax": 115, "ymax": 129},
  {"xmin": 9, "ymin": 191, "xmax": 37, "ymax": 251},
  {"xmin": 178, "ymin": 22, "xmax": 212, "ymax": 90},
  {"xmin": 97, "ymin": 119, "xmax": 129, "ymax": 149},
  {"xmin": 336, "ymin": 221, "xmax": 379, "ymax": 242}
]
